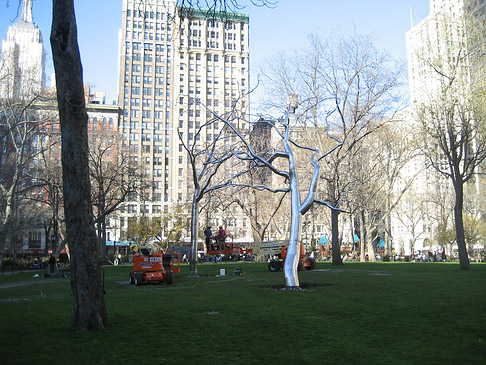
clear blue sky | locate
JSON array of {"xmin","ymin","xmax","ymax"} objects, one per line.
[{"xmin": 0, "ymin": 0, "xmax": 430, "ymax": 105}]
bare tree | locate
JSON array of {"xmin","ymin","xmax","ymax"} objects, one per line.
[
  {"xmin": 414, "ymin": 12, "xmax": 486, "ymax": 270},
  {"xmin": 261, "ymin": 32, "xmax": 405, "ymax": 265},
  {"xmin": 178, "ymin": 0, "xmax": 275, "ymax": 13},
  {"xmin": 0, "ymin": 95, "xmax": 56, "ymax": 268},
  {"xmin": 350, "ymin": 119, "xmax": 420, "ymax": 261},
  {"xmin": 35, "ymin": 116, "xmax": 65, "ymax": 257},
  {"xmin": 88, "ymin": 127, "xmax": 140, "ymax": 263},
  {"xmin": 50, "ymin": 0, "xmax": 107, "ymax": 330}
]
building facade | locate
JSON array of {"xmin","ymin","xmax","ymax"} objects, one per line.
[{"xmin": 115, "ymin": 0, "xmax": 251, "ymax": 243}]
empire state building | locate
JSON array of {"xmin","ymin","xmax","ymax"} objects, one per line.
[{"xmin": 0, "ymin": 0, "xmax": 46, "ymax": 99}]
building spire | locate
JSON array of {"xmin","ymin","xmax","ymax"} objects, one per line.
[{"xmin": 22, "ymin": 0, "xmax": 33, "ymax": 23}]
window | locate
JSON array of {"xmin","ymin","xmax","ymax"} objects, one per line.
[{"xmin": 141, "ymin": 133, "xmax": 151, "ymax": 141}]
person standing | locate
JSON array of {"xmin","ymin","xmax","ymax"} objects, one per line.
[
  {"xmin": 48, "ymin": 255, "xmax": 56, "ymax": 273},
  {"xmin": 204, "ymin": 226, "xmax": 213, "ymax": 251},
  {"xmin": 217, "ymin": 226, "xmax": 226, "ymax": 250}
]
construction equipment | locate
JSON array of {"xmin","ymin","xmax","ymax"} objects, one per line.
[
  {"xmin": 129, "ymin": 247, "xmax": 180, "ymax": 286},
  {"xmin": 256, "ymin": 241, "xmax": 316, "ymax": 272},
  {"xmin": 206, "ymin": 235, "xmax": 251, "ymax": 259}
]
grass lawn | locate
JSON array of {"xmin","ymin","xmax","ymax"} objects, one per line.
[{"xmin": 1, "ymin": 261, "xmax": 485, "ymax": 364}]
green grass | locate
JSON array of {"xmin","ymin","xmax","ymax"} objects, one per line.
[{"xmin": 1, "ymin": 262, "xmax": 485, "ymax": 364}]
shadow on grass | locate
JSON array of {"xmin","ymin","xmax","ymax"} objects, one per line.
[{"xmin": 260, "ymin": 283, "xmax": 332, "ymax": 290}]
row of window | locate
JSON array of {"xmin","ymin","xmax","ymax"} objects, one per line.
[
  {"xmin": 123, "ymin": 133, "xmax": 169, "ymax": 143},
  {"xmin": 127, "ymin": 64, "xmax": 167, "ymax": 74},
  {"xmin": 126, "ymin": 75, "xmax": 168, "ymax": 85},
  {"xmin": 125, "ymin": 42, "xmax": 170, "ymax": 52},
  {"xmin": 125, "ymin": 86, "xmax": 170, "ymax": 96},
  {"xmin": 128, "ymin": 143, "xmax": 169, "ymax": 154},
  {"xmin": 126, "ymin": 9, "xmax": 168, "ymax": 20},
  {"xmin": 123, "ymin": 109, "xmax": 170, "ymax": 120},
  {"xmin": 184, "ymin": 30, "xmax": 244, "ymax": 42},
  {"xmin": 126, "ymin": 31, "xmax": 171, "ymax": 41},
  {"xmin": 186, "ymin": 19, "xmax": 246, "ymax": 31},
  {"xmin": 180, "ymin": 40, "xmax": 244, "ymax": 51},
  {"xmin": 87, "ymin": 117, "xmax": 114, "ymax": 127},
  {"xmin": 122, "ymin": 121, "xmax": 170, "ymax": 131},
  {"xmin": 127, "ymin": 20, "xmax": 169, "ymax": 31},
  {"xmin": 126, "ymin": 51, "xmax": 172, "ymax": 62},
  {"xmin": 125, "ymin": 98, "xmax": 171, "ymax": 108}
]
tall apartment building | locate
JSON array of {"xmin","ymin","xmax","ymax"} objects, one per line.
[
  {"xmin": 0, "ymin": 0, "xmax": 45, "ymax": 99},
  {"xmin": 464, "ymin": 0, "xmax": 486, "ymax": 95},
  {"xmin": 116, "ymin": 0, "xmax": 250, "ymax": 242},
  {"xmin": 406, "ymin": 0, "xmax": 465, "ymax": 104}
]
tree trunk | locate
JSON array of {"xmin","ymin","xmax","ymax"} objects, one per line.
[
  {"xmin": 359, "ymin": 211, "xmax": 366, "ymax": 262},
  {"xmin": 283, "ymin": 178, "xmax": 300, "ymax": 288},
  {"xmin": 331, "ymin": 208, "xmax": 343, "ymax": 265},
  {"xmin": 101, "ymin": 215, "xmax": 107, "ymax": 263},
  {"xmin": 384, "ymin": 209, "xmax": 392, "ymax": 256},
  {"xmin": 189, "ymin": 193, "xmax": 199, "ymax": 277},
  {"xmin": 51, "ymin": 0, "xmax": 107, "ymax": 330},
  {"xmin": 365, "ymin": 212, "xmax": 376, "ymax": 262},
  {"xmin": 453, "ymin": 181, "xmax": 470, "ymax": 270}
]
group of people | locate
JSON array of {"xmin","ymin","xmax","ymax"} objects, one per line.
[{"xmin": 204, "ymin": 225, "xmax": 227, "ymax": 251}]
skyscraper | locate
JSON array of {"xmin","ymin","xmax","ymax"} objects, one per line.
[
  {"xmin": 406, "ymin": 0, "xmax": 465, "ymax": 104},
  {"xmin": 117, "ymin": 0, "xmax": 250, "ymax": 241},
  {"xmin": 0, "ymin": 0, "xmax": 46, "ymax": 99}
]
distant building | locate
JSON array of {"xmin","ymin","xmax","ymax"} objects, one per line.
[{"xmin": 0, "ymin": 0, "xmax": 46, "ymax": 99}]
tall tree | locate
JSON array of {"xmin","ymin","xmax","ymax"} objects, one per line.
[
  {"xmin": 88, "ymin": 126, "xmax": 141, "ymax": 263},
  {"xmin": 50, "ymin": 0, "xmax": 107, "ymax": 330},
  {"xmin": 261, "ymin": 32, "xmax": 405, "ymax": 265},
  {"xmin": 414, "ymin": 12, "xmax": 486, "ymax": 270}
]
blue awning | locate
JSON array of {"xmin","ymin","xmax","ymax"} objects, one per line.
[
  {"xmin": 377, "ymin": 239, "xmax": 385, "ymax": 248},
  {"xmin": 318, "ymin": 236, "xmax": 328, "ymax": 245},
  {"xmin": 353, "ymin": 234, "xmax": 360, "ymax": 242},
  {"xmin": 106, "ymin": 241, "xmax": 134, "ymax": 246}
]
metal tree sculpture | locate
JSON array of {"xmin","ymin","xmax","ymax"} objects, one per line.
[
  {"xmin": 211, "ymin": 104, "xmax": 343, "ymax": 288},
  {"xmin": 178, "ymin": 110, "xmax": 245, "ymax": 277}
]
